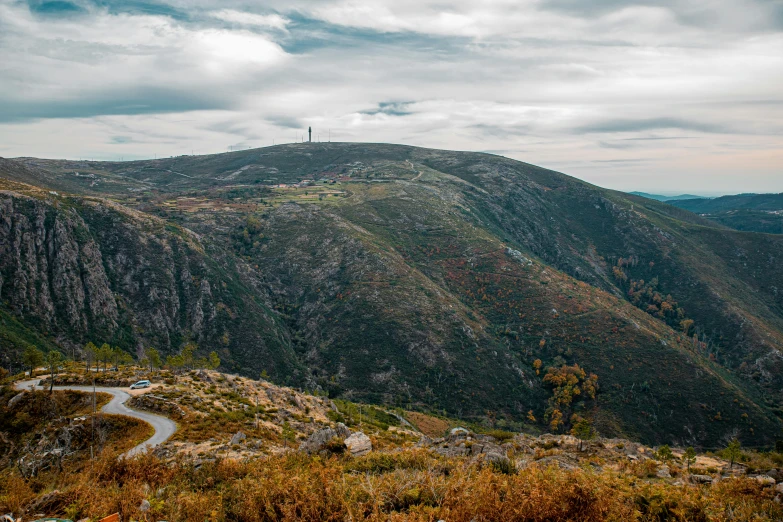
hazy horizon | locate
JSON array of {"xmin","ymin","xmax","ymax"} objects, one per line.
[{"xmin": 1, "ymin": 0, "xmax": 781, "ymax": 194}]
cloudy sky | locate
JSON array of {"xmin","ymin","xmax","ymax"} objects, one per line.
[{"xmin": 1, "ymin": 0, "xmax": 782, "ymax": 194}]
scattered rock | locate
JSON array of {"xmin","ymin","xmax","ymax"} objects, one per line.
[
  {"xmin": 7, "ymin": 392, "xmax": 25, "ymax": 408},
  {"xmin": 335, "ymin": 423, "xmax": 351, "ymax": 439},
  {"xmin": 139, "ymin": 499, "xmax": 151, "ymax": 512},
  {"xmin": 300, "ymin": 427, "xmax": 340, "ymax": 454},
  {"xmin": 450, "ymin": 427, "xmax": 470, "ymax": 438},
  {"xmin": 230, "ymin": 431, "xmax": 247, "ymax": 445},
  {"xmin": 753, "ymin": 475, "xmax": 776, "ymax": 487},
  {"xmin": 27, "ymin": 489, "xmax": 62, "ymax": 513},
  {"xmin": 484, "ymin": 452, "xmax": 513, "ymax": 472},
  {"xmin": 775, "ymin": 482, "xmax": 783, "ymax": 494},
  {"xmin": 535, "ymin": 455, "xmax": 578, "ymax": 471},
  {"xmin": 344, "ymin": 432, "xmax": 372, "ymax": 457},
  {"xmin": 690, "ymin": 474, "xmax": 713, "ymax": 484},
  {"xmin": 656, "ymin": 465, "xmax": 671, "ymax": 479},
  {"xmin": 415, "ymin": 435, "xmax": 432, "ymax": 447}
]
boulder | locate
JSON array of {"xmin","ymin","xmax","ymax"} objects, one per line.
[
  {"xmin": 415, "ymin": 435, "xmax": 432, "ymax": 447},
  {"xmin": 139, "ymin": 499, "xmax": 151, "ymax": 512},
  {"xmin": 230, "ymin": 432, "xmax": 247, "ymax": 446},
  {"xmin": 484, "ymin": 452, "xmax": 513, "ymax": 473},
  {"xmin": 344, "ymin": 432, "xmax": 372, "ymax": 457},
  {"xmin": 754, "ymin": 475, "xmax": 776, "ymax": 487},
  {"xmin": 335, "ymin": 423, "xmax": 351, "ymax": 439},
  {"xmin": 775, "ymin": 482, "xmax": 783, "ymax": 494},
  {"xmin": 764, "ymin": 469, "xmax": 781, "ymax": 482},
  {"xmin": 535, "ymin": 455, "xmax": 578, "ymax": 471},
  {"xmin": 656, "ymin": 465, "xmax": 671, "ymax": 479},
  {"xmin": 300, "ymin": 427, "xmax": 339, "ymax": 454},
  {"xmin": 449, "ymin": 427, "xmax": 470, "ymax": 439},
  {"xmin": 7, "ymin": 392, "xmax": 25, "ymax": 408},
  {"xmin": 690, "ymin": 474, "xmax": 713, "ymax": 484}
]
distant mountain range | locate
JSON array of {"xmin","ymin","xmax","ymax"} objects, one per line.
[
  {"xmin": 2, "ymin": 144, "xmax": 783, "ymax": 447},
  {"xmin": 631, "ymin": 191, "xmax": 783, "ymax": 234},
  {"xmin": 629, "ymin": 191, "xmax": 709, "ymax": 202},
  {"xmin": 669, "ymin": 193, "xmax": 783, "ymax": 213},
  {"xmin": 667, "ymin": 193, "xmax": 783, "ymax": 234}
]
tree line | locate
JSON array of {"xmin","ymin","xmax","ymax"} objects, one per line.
[{"xmin": 20, "ymin": 342, "xmax": 221, "ymax": 380}]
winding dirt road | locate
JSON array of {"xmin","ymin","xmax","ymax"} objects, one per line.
[{"xmin": 14, "ymin": 379, "xmax": 177, "ymax": 457}]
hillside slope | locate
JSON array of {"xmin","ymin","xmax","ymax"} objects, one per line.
[
  {"xmin": 2, "ymin": 144, "xmax": 782, "ymax": 447},
  {"xmin": 0, "ymin": 179, "xmax": 301, "ymax": 380}
]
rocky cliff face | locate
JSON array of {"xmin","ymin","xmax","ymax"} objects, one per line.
[
  {"xmin": 0, "ymin": 190, "xmax": 299, "ymax": 378},
  {"xmin": 0, "ymin": 195, "xmax": 118, "ymax": 338}
]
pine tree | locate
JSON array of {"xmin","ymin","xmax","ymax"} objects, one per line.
[
  {"xmin": 683, "ymin": 446, "xmax": 696, "ymax": 473},
  {"xmin": 22, "ymin": 346, "xmax": 44, "ymax": 377}
]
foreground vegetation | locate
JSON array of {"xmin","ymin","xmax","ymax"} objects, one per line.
[
  {"xmin": 2, "ymin": 449, "xmax": 782, "ymax": 521},
  {"xmin": 2, "ymin": 368, "xmax": 783, "ymax": 520}
]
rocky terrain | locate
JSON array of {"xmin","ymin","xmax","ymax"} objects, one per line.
[
  {"xmin": 2, "ymin": 368, "xmax": 782, "ymax": 521},
  {"xmin": 1, "ymin": 143, "xmax": 783, "ymax": 448}
]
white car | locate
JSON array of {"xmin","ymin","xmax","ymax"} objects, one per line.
[{"xmin": 130, "ymin": 380, "xmax": 151, "ymax": 390}]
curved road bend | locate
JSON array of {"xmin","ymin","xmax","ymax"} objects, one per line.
[{"xmin": 14, "ymin": 379, "xmax": 177, "ymax": 458}]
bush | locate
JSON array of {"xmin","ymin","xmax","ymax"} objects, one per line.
[{"xmin": 482, "ymin": 429, "xmax": 515, "ymax": 443}]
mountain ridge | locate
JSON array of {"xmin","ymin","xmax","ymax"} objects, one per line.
[{"xmin": 1, "ymin": 143, "xmax": 782, "ymax": 447}]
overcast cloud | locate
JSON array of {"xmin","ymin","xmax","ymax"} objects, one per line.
[{"xmin": 1, "ymin": 0, "xmax": 781, "ymax": 193}]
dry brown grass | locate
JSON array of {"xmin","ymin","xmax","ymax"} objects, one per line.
[
  {"xmin": 3, "ymin": 450, "xmax": 781, "ymax": 522},
  {"xmin": 405, "ymin": 412, "xmax": 453, "ymax": 438}
]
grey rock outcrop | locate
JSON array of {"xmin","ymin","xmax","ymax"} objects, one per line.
[
  {"xmin": 344, "ymin": 432, "xmax": 372, "ymax": 457},
  {"xmin": 299, "ymin": 427, "xmax": 342, "ymax": 454},
  {"xmin": 690, "ymin": 474, "xmax": 713, "ymax": 484},
  {"xmin": 7, "ymin": 392, "xmax": 25, "ymax": 408},
  {"xmin": 754, "ymin": 475, "xmax": 776, "ymax": 487}
]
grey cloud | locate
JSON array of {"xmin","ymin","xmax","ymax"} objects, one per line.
[
  {"xmin": 0, "ymin": 87, "xmax": 233, "ymax": 123},
  {"xmin": 469, "ymin": 124, "xmax": 532, "ymax": 138},
  {"xmin": 576, "ymin": 118, "xmax": 734, "ymax": 134},
  {"xmin": 266, "ymin": 116, "xmax": 304, "ymax": 129},
  {"xmin": 360, "ymin": 102, "xmax": 415, "ymax": 116},
  {"xmin": 28, "ymin": 0, "xmax": 87, "ymax": 16}
]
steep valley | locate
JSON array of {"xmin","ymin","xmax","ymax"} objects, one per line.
[{"xmin": 1, "ymin": 143, "xmax": 782, "ymax": 448}]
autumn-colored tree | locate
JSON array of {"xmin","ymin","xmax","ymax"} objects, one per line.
[
  {"xmin": 532, "ymin": 359, "xmax": 542, "ymax": 376},
  {"xmin": 542, "ymin": 364, "xmax": 599, "ymax": 433},
  {"xmin": 548, "ymin": 409, "xmax": 563, "ymax": 432},
  {"xmin": 681, "ymin": 319, "xmax": 695, "ymax": 336}
]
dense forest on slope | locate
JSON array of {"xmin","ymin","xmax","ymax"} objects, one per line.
[{"xmin": 2, "ymin": 143, "xmax": 782, "ymax": 447}]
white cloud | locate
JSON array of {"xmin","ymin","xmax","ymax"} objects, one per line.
[
  {"xmin": 209, "ymin": 9, "xmax": 289, "ymax": 31},
  {"xmin": 0, "ymin": 0, "xmax": 781, "ymax": 193}
]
